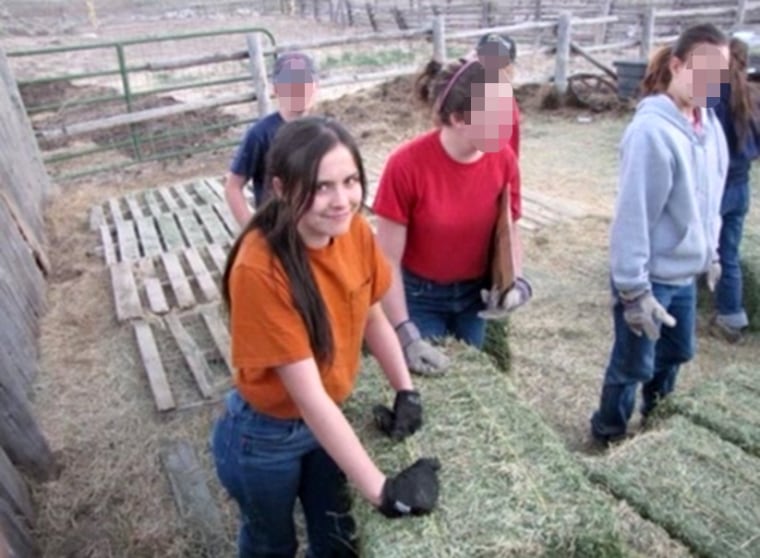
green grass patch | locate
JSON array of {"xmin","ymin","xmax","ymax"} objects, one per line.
[
  {"xmin": 665, "ymin": 365, "xmax": 760, "ymax": 457},
  {"xmin": 322, "ymin": 48, "xmax": 416, "ymax": 70},
  {"xmin": 585, "ymin": 416, "xmax": 760, "ymax": 558},
  {"xmin": 346, "ymin": 347, "xmax": 628, "ymax": 557},
  {"xmin": 482, "ymin": 319, "xmax": 511, "ymax": 372}
]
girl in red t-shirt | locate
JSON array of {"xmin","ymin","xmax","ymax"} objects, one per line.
[{"xmin": 373, "ymin": 58, "xmax": 531, "ymax": 375}]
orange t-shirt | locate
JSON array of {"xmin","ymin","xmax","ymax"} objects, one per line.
[{"xmin": 229, "ymin": 214, "xmax": 392, "ymax": 419}]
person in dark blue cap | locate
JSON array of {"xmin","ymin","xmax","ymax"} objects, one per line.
[{"xmin": 225, "ymin": 51, "xmax": 319, "ymax": 226}]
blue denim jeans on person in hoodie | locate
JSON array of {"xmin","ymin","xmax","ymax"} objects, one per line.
[{"xmin": 591, "ymin": 281, "xmax": 697, "ymax": 442}]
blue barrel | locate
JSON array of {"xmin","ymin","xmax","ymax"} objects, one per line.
[{"xmin": 614, "ymin": 60, "xmax": 648, "ymax": 100}]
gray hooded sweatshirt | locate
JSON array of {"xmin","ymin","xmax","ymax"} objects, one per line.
[{"xmin": 610, "ymin": 94, "xmax": 728, "ymax": 294}]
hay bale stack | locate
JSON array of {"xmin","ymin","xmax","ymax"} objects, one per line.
[
  {"xmin": 346, "ymin": 347, "xmax": 627, "ymax": 557},
  {"xmin": 482, "ymin": 319, "xmax": 511, "ymax": 372},
  {"xmin": 585, "ymin": 416, "xmax": 760, "ymax": 558},
  {"xmin": 666, "ymin": 365, "xmax": 760, "ymax": 457}
]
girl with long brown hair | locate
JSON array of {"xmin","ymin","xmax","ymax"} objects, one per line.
[{"xmin": 710, "ymin": 37, "xmax": 759, "ymax": 342}]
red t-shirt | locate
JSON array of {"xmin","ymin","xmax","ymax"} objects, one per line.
[{"xmin": 373, "ymin": 129, "xmax": 521, "ymax": 284}]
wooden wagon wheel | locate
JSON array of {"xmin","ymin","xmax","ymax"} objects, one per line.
[{"xmin": 567, "ymin": 72, "xmax": 618, "ymax": 112}]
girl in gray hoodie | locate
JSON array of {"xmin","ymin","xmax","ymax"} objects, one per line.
[{"xmin": 590, "ymin": 24, "xmax": 730, "ymax": 445}]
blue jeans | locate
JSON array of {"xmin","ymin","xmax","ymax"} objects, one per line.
[
  {"xmin": 591, "ymin": 281, "xmax": 696, "ymax": 441},
  {"xmin": 211, "ymin": 391, "xmax": 357, "ymax": 558},
  {"xmin": 715, "ymin": 179, "xmax": 750, "ymax": 329},
  {"xmin": 403, "ymin": 268, "xmax": 487, "ymax": 348}
]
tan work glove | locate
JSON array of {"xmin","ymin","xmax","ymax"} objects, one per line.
[
  {"xmin": 620, "ymin": 290, "xmax": 677, "ymax": 341},
  {"xmin": 706, "ymin": 261, "xmax": 722, "ymax": 292},
  {"xmin": 478, "ymin": 277, "xmax": 533, "ymax": 320},
  {"xmin": 396, "ymin": 320, "xmax": 450, "ymax": 377}
]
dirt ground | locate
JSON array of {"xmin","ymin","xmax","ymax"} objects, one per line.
[{"xmin": 6, "ymin": 6, "xmax": 760, "ymax": 558}]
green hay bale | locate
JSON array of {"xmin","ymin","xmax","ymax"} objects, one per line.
[
  {"xmin": 482, "ymin": 319, "xmax": 511, "ymax": 372},
  {"xmin": 346, "ymin": 347, "xmax": 628, "ymax": 558},
  {"xmin": 585, "ymin": 416, "xmax": 760, "ymax": 558},
  {"xmin": 668, "ymin": 365, "xmax": 760, "ymax": 457}
]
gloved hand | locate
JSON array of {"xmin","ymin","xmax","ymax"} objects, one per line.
[
  {"xmin": 478, "ymin": 277, "xmax": 533, "ymax": 320},
  {"xmin": 620, "ymin": 290, "xmax": 677, "ymax": 341},
  {"xmin": 707, "ymin": 261, "xmax": 722, "ymax": 292},
  {"xmin": 396, "ymin": 321, "xmax": 450, "ymax": 376},
  {"xmin": 378, "ymin": 457, "xmax": 441, "ymax": 518},
  {"xmin": 373, "ymin": 390, "xmax": 422, "ymax": 441}
]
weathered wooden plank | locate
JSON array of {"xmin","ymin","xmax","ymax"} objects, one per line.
[
  {"xmin": 135, "ymin": 217, "xmax": 164, "ymax": 258},
  {"xmin": 213, "ymin": 203, "xmax": 240, "ymax": 238},
  {"xmin": 0, "ymin": 351, "xmax": 57, "ymax": 481},
  {"xmin": 115, "ymin": 219, "xmax": 141, "ymax": 262},
  {"xmin": 109, "ymin": 260, "xmax": 143, "ymax": 321},
  {"xmin": 172, "ymin": 183, "xmax": 197, "ymax": 209},
  {"xmin": 175, "ymin": 209, "xmax": 208, "ymax": 247},
  {"xmin": 88, "ymin": 204, "xmax": 105, "ymax": 232},
  {"xmin": 0, "ymin": 498, "xmax": 39, "ymax": 558},
  {"xmin": 195, "ymin": 205, "xmax": 232, "ymax": 245},
  {"xmin": 206, "ymin": 243, "xmax": 229, "ymax": 275},
  {"xmin": 184, "ymin": 247, "xmax": 219, "ymax": 302},
  {"xmin": 164, "ymin": 313, "xmax": 214, "ymax": 398},
  {"xmin": 203, "ymin": 178, "xmax": 226, "ymax": 201},
  {"xmin": 158, "ymin": 187, "xmax": 180, "ymax": 212},
  {"xmin": 193, "ymin": 179, "xmax": 220, "ymax": 205},
  {"xmin": 137, "ymin": 259, "xmax": 169, "ymax": 315},
  {"xmin": 159, "ymin": 439, "xmax": 225, "ymax": 555},
  {"xmin": 125, "ymin": 195, "xmax": 144, "ymax": 220},
  {"xmin": 133, "ymin": 320, "xmax": 176, "ymax": 411},
  {"xmin": 0, "ymin": 446, "xmax": 34, "ymax": 524},
  {"xmin": 160, "ymin": 252, "xmax": 196, "ymax": 309},
  {"xmin": 107, "ymin": 197, "xmax": 124, "ymax": 224},
  {"xmin": 99, "ymin": 224, "xmax": 116, "ymax": 266},
  {"xmin": 155, "ymin": 214, "xmax": 186, "ymax": 251},
  {"xmin": 201, "ymin": 306, "xmax": 233, "ymax": 374},
  {"xmin": 144, "ymin": 190, "xmax": 164, "ymax": 218}
]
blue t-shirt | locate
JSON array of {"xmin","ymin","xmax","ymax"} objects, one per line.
[{"xmin": 229, "ymin": 111, "xmax": 285, "ymax": 205}]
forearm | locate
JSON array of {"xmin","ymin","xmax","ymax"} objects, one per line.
[
  {"xmin": 364, "ymin": 307, "xmax": 414, "ymax": 392},
  {"xmin": 299, "ymin": 394, "xmax": 386, "ymax": 506},
  {"xmin": 381, "ymin": 263, "xmax": 411, "ymax": 328},
  {"xmin": 511, "ymin": 220, "xmax": 524, "ymax": 277},
  {"xmin": 224, "ymin": 173, "xmax": 253, "ymax": 227}
]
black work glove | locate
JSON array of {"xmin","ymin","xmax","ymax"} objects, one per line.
[
  {"xmin": 372, "ymin": 390, "xmax": 422, "ymax": 441},
  {"xmin": 378, "ymin": 457, "xmax": 441, "ymax": 518}
]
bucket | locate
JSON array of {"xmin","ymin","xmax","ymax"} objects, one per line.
[{"xmin": 614, "ymin": 60, "xmax": 648, "ymax": 100}]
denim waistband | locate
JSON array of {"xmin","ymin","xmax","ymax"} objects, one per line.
[
  {"xmin": 225, "ymin": 390, "xmax": 305, "ymax": 425},
  {"xmin": 402, "ymin": 267, "xmax": 485, "ymax": 289}
]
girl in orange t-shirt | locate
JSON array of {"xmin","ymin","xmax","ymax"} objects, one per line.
[{"xmin": 211, "ymin": 117, "xmax": 440, "ymax": 558}]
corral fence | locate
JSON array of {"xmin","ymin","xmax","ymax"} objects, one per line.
[{"xmin": 8, "ymin": 2, "xmax": 760, "ymax": 181}]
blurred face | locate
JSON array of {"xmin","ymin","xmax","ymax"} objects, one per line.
[
  {"xmin": 297, "ymin": 144, "xmax": 363, "ymax": 248},
  {"xmin": 274, "ymin": 81, "xmax": 319, "ymax": 118},
  {"xmin": 459, "ymin": 81, "xmax": 515, "ymax": 152},
  {"xmin": 669, "ymin": 43, "xmax": 729, "ymax": 108}
]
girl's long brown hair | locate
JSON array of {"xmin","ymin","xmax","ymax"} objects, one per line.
[
  {"xmin": 728, "ymin": 37, "xmax": 757, "ymax": 146},
  {"xmin": 222, "ymin": 117, "xmax": 367, "ymax": 365},
  {"xmin": 415, "ymin": 58, "xmax": 487, "ymax": 125},
  {"xmin": 641, "ymin": 23, "xmax": 727, "ymax": 96}
]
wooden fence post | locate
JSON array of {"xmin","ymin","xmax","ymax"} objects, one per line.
[
  {"xmin": 433, "ymin": 14, "xmax": 446, "ymax": 65},
  {"xmin": 640, "ymin": 7, "xmax": 655, "ymax": 61},
  {"xmin": 245, "ymin": 34, "xmax": 273, "ymax": 117},
  {"xmin": 365, "ymin": 2, "xmax": 378, "ymax": 32},
  {"xmin": 345, "ymin": 0, "xmax": 354, "ymax": 25},
  {"xmin": 554, "ymin": 12, "xmax": 572, "ymax": 95},
  {"xmin": 737, "ymin": 0, "xmax": 748, "ymax": 26}
]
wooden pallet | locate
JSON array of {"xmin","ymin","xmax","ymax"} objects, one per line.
[
  {"xmin": 110, "ymin": 244, "xmax": 228, "ymax": 321},
  {"xmin": 132, "ymin": 304, "xmax": 232, "ymax": 412},
  {"xmin": 91, "ymin": 178, "xmax": 240, "ymax": 264}
]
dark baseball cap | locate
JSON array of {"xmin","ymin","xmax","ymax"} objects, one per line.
[
  {"xmin": 476, "ymin": 33, "xmax": 517, "ymax": 66},
  {"xmin": 273, "ymin": 52, "xmax": 318, "ymax": 84}
]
